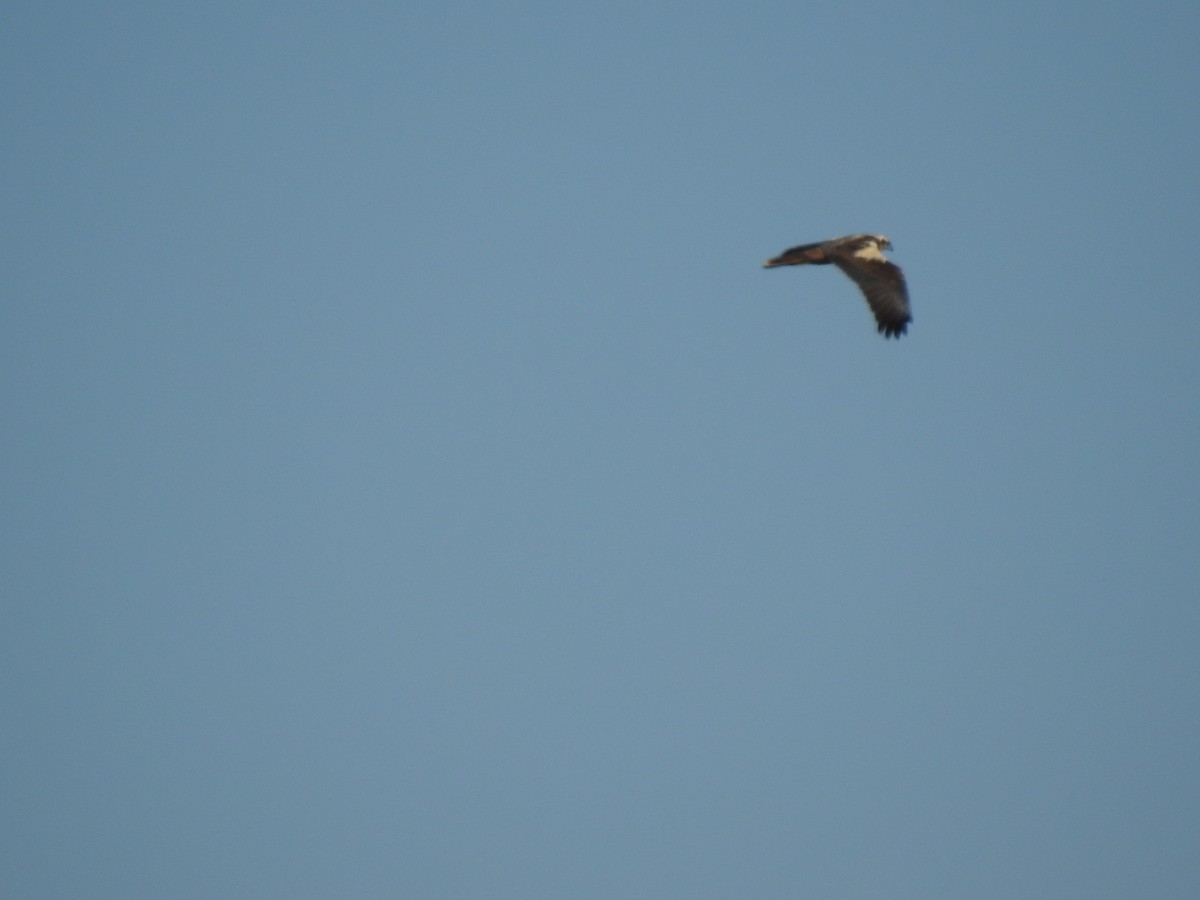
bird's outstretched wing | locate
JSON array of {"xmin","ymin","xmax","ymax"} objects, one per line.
[{"xmin": 828, "ymin": 251, "xmax": 911, "ymax": 338}]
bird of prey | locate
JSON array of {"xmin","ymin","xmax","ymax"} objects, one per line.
[{"xmin": 764, "ymin": 234, "xmax": 912, "ymax": 338}]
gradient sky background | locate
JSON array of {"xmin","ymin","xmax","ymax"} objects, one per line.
[{"xmin": 4, "ymin": 3, "xmax": 1199, "ymax": 897}]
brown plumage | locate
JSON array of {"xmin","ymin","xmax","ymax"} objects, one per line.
[{"xmin": 764, "ymin": 233, "xmax": 912, "ymax": 338}]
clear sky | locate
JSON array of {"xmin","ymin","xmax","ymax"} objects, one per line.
[{"xmin": 4, "ymin": 3, "xmax": 1198, "ymax": 897}]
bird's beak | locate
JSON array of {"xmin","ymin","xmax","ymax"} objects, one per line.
[{"xmin": 763, "ymin": 258, "xmax": 782, "ymax": 268}]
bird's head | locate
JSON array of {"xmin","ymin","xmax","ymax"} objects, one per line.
[{"xmin": 873, "ymin": 235, "xmax": 892, "ymax": 251}]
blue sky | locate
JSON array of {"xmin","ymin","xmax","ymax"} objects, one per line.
[{"xmin": 4, "ymin": 2, "xmax": 1198, "ymax": 897}]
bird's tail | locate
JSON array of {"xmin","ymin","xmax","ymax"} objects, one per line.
[{"xmin": 763, "ymin": 242, "xmax": 828, "ymax": 268}]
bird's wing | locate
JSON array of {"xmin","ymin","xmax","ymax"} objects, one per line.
[{"xmin": 830, "ymin": 254, "xmax": 912, "ymax": 338}]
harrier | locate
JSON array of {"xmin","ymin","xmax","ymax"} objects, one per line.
[{"xmin": 764, "ymin": 234, "xmax": 912, "ymax": 338}]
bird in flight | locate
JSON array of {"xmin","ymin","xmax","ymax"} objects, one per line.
[{"xmin": 764, "ymin": 234, "xmax": 912, "ymax": 338}]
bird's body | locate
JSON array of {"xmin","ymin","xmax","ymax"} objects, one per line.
[{"xmin": 764, "ymin": 233, "xmax": 912, "ymax": 338}]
